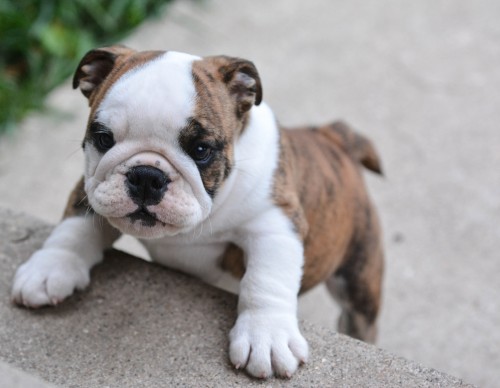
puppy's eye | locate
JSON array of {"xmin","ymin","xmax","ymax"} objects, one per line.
[
  {"xmin": 88, "ymin": 121, "xmax": 115, "ymax": 153},
  {"xmin": 191, "ymin": 143, "xmax": 213, "ymax": 164},
  {"xmin": 94, "ymin": 132, "xmax": 115, "ymax": 152}
]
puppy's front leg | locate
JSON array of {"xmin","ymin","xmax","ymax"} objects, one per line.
[
  {"xmin": 230, "ymin": 209, "xmax": 308, "ymax": 378},
  {"xmin": 11, "ymin": 179, "xmax": 120, "ymax": 308}
]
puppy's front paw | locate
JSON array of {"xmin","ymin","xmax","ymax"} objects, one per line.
[
  {"xmin": 11, "ymin": 249, "xmax": 90, "ymax": 308},
  {"xmin": 229, "ymin": 311, "xmax": 308, "ymax": 379}
]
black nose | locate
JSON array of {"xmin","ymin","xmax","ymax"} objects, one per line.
[{"xmin": 126, "ymin": 166, "xmax": 170, "ymax": 205}]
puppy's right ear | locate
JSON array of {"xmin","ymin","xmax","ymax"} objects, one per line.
[{"xmin": 73, "ymin": 45, "xmax": 136, "ymax": 101}]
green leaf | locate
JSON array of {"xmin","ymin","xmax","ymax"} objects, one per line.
[{"xmin": 0, "ymin": 0, "xmax": 177, "ymax": 134}]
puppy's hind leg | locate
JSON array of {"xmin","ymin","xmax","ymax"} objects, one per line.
[{"xmin": 326, "ymin": 207, "xmax": 384, "ymax": 343}]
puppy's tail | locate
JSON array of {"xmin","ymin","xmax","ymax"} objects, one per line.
[{"xmin": 323, "ymin": 121, "xmax": 383, "ymax": 175}]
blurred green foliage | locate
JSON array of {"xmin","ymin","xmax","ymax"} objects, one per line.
[{"xmin": 0, "ymin": 0, "xmax": 171, "ymax": 133}]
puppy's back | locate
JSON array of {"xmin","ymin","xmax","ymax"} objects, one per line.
[{"xmin": 279, "ymin": 122, "xmax": 382, "ymax": 291}]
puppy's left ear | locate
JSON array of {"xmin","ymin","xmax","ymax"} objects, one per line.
[{"xmin": 218, "ymin": 57, "xmax": 263, "ymax": 117}]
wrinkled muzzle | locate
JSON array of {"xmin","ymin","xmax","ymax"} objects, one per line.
[{"xmin": 85, "ymin": 150, "xmax": 211, "ymax": 239}]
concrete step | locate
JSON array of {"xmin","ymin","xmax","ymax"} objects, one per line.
[
  {"xmin": 0, "ymin": 361, "xmax": 56, "ymax": 388},
  {"xmin": 0, "ymin": 207, "xmax": 472, "ymax": 387}
]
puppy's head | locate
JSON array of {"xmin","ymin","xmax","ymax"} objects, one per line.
[{"xmin": 73, "ymin": 46, "xmax": 262, "ymax": 238}]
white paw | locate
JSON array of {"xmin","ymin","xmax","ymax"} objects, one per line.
[
  {"xmin": 229, "ymin": 311, "xmax": 308, "ymax": 378},
  {"xmin": 11, "ymin": 248, "xmax": 90, "ymax": 308}
]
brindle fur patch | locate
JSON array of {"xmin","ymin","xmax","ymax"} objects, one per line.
[
  {"xmin": 178, "ymin": 118, "xmax": 233, "ymax": 197},
  {"xmin": 281, "ymin": 122, "xmax": 383, "ymax": 294},
  {"xmin": 220, "ymin": 243, "xmax": 246, "ymax": 279},
  {"xmin": 220, "ymin": 121, "xmax": 383, "ymax": 296},
  {"xmin": 63, "ymin": 176, "xmax": 91, "ymax": 218},
  {"xmin": 189, "ymin": 57, "xmax": 258, "ymax": 197}
]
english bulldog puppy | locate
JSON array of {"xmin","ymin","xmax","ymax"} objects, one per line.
[{"xmin": 11, "ymin": 46, "xmax": 384, "ymax": 379}]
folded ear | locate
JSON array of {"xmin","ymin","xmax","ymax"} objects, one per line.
[
  {"xmin": 217, "ymin": 57, "xmax": 263, "ymax": 117},
  {"xmin": 72, "ymin": 45, "xmax": 136, "ymax": 100}
]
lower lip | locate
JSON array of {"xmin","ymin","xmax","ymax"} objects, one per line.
[{"xmin": 109, "ymin": 216, "xmax": 174, "ymax": 229}]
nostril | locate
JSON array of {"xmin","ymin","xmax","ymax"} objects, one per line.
[
  {"xmin": 151, "ymin": 176, "xmax": 166, "ymax": 191},
  {"xmin": 126, "ymin": 170, "xmax": 139, "ymax": 186}
]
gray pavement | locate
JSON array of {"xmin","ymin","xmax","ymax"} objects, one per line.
[
  {"xmin": 0, "ymin": 0, "xmax": 499, "ymax": 386},
  {"xmin": 0, "ymin": 361, "xmax": 57, "ymax": 388},
  {"xmin": 0, "ymin": 208, "xmax": 472, "ymax": 387}
]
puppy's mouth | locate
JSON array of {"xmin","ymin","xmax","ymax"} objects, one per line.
[{"xmin": 127, "ymin": 207, "xmax": 166, "ymax": 227}]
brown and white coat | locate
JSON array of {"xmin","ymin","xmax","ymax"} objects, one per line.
[{"xmin": 12, "ymin": 47, "xmax": 383, "ymax": 379}]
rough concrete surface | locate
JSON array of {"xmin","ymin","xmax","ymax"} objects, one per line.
[
  {"xmin": 0, "ymin": 208, "xmax": 472, "ymax": 387},
  {"xmin": 0, "ymin": 361, "xmax": 57, "ymax": 388},
  {"xmin": 0, "ymin": 0, "xmax": 498, "ymax": 386}
]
